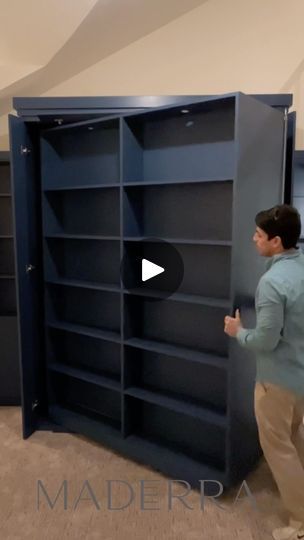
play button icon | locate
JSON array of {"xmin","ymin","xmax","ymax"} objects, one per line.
[
  {"xmin": 142, "ymin": 259, "xmax": 164, "ymax": 282},
  {"xmin": 121, "ymin": 238, "xmax": 184, "ymax": 300}
]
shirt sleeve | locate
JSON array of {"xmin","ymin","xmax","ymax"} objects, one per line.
[{"xmin": 236, "ymin": 277, "xmax": 284, "ymax": 352}]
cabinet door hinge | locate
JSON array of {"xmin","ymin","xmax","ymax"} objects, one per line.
[
  {"xmin": 20, "ymin": 145, "xmax": 31, "ymax": 156},
  {"xmin": 25, "ymin": 264, "xmax": 35, "ymax": 273},
  {"xmin": 32, "ymin": 400, "xmax": 39, "ymax": 411}
]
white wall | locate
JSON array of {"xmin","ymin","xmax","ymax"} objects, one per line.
[{"xmin": 1, "ymin": 0, "xmax": 304, "ymax": 149}]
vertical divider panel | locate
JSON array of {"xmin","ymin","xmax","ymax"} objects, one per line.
[{"xmin": 120, "ymin": 118, "xmax": 126, "ymax": 436}]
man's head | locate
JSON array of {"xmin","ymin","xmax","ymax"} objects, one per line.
[{"xmin": 253, "ymin": 204, "xmax": 301, "ymax": 257}]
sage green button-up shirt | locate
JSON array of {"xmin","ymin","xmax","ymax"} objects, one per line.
[{"xmin": 236, "ymin": 247, "xmax": 304, "ymax": 395}]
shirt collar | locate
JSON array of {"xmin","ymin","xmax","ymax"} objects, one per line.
[{"xmin": 265, "ymin": 247, "xmax": 301, "ymax": 270}]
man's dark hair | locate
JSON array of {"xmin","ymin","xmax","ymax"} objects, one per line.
[{"xmin": 255, "ymin": 204, "xmax": 301, "ymax": 249}]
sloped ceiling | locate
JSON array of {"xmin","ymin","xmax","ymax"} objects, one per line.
[
  {"xmin": 0, "ymin": 0, "xmax": 98, "ymax": 87},
  {"xmin": 0, "ymin": 0, "xmax": 208, "ymax": 116}
]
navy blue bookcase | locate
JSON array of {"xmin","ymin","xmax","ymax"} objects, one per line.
[
  {"xmin": 0, "ymin": 152, "xmax": 20, "ymax": 405},
  {"xmin": 10, "ymin": 93, "xmax": 289, "ymax": 490}
]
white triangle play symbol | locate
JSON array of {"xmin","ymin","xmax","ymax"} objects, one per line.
[{"xmin": 142, "ymin": 258, "xmax": 165, "ymax": 282}]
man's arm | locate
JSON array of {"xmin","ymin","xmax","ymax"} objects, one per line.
[{"xmin": 236, "ymin": 278, "xmax": 284, "ymax": 352}]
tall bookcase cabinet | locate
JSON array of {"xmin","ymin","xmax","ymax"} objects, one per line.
[
  {"xmin": 10, "ymin": 93, "xmax": 287, "ymax": 490},
  {"xmin": 0, "ymin": 152, "xmax": 20, "ymax": 405}
]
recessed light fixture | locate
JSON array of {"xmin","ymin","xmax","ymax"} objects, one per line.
[
  {"xmin": 88, "ymin": 126, "xmax": 94, "ymax": 131},
  {"xmin": 181, "ymin": 109, "xmax": 190, "ymax": 114},
  {"xmin": 54, "ymin": 118, "xmax": 63, "ymax": 125}
]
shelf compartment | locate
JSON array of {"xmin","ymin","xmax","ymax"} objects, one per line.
[
  {"xmin": 122, "ymin": 98, "xmax": 235, "ymax": 184},
  {"xmin": 293, "ymin": 198, "xmax": 304, "ymax": 238},
  {"xmin": 124, "ymin": 337, "xmax": 228, "ymax": 370},
  {"xmin": 44, "ymin": 237, "xmax": 120, "ymax": 287},
  {"xmin": 123, "ymin": 181, "xmax": 233, "ymax": 241},
  {"xmin": 0, "ymin": 279, "xmax": 17, "ymax": 315},
  {"xmin": 0, "ymin": 316, "xmax": 20, "ymax": 403},
  {"xmin": 49, "ymin": 403, "xmax": 225, "ymax": 489},
  {"xmin": 47, "ymin": 320, "xmax": 121, "ymax": 344},
  {"xmin": 41, "ymin": 119, "xmax": 120, "ymax": 189},
  {"xmin": 43, "ymin": 187, "xmax": 120, "ymax": 236},
  {"xmin": 49, "ymin": 372, "xmax": 121, "ymax": 429},
  {"xmin": 124, "ymin": 397, "xmax": 226, "ymax": 472},
  {"xmin": 124, "ymin": 296, "xmax": 229, "ymax": 356},
  {"xmin": 49, "ymin": 362, "xmax": 120, "ymax": 392},
  {"xmin": 124, "ymin": 345, "xmax": 227, "ymax": 412},
  {"xmin": 46, "ymin": 326, "xmax": 121, "ymax": 380},
  {"xmin": 123, "ymin": 240, "xmax": 231, "ymax": 299},
  {"xmin": 124, "ymin": 387, "xmax": 226, "ymax": 428},
  {"xmin": 49, "ymin": 404, "xmax": 121, "ymax": 436},
  {"xmin": 293, "ymin": 160, "xmax": 304, "ymax": 197},
  {"xmin": 0, "ymin": 198, "xmax": 13, "ymax": 236},
  {"xmin": 45, "ymin": 285, "xmax": 121, "ymax": 338},
  {"xmin": 0, "ymin": 163, "xmax": 11, "ymax": 192}
]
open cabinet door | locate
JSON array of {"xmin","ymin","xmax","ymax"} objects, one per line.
[{"xmin": 9, "ymin": 115, "xmax": 46, "ymax": 438}]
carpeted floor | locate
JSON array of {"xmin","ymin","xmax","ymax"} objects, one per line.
[{"xmin": 0, "ymin": 407, "xmax": 287, "ymax": 540}]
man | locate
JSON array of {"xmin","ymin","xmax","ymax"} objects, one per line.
[{"xmin": 224, "ymin": 204, "xmax": 304, "ymax": 540}]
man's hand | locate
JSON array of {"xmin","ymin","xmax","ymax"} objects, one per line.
[{"xmin": 224, "ymin": 309, "xmax": 243, "ymax": 337}]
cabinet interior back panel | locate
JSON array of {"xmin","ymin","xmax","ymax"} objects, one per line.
[
  {"xmin": 293, "ymin": 163, "xmax": 304, "ymax": 196},
  {"xmin": 123, "ymin": 98, "xmax": 236, "ymax": 182},
  {"xmin": 125, "ymin": 297, "xmax": 228, "ymax": 355},
  {"xmin": 0, "ymin": 199, "xmax": 12, "ymax": 235},
  {"xmin": 46, "ymin": 286, "xmax": 120, "ymax": 332},
  {"xmin": 41, "ymin": 120, "xmax": 120, "ymax": 188},
  {"xmin": 0, "ymin": 164, "xmax": 11, "ymax": 192},
  {"xmin": 0, "ymin": 280, "xmax": 16, "ymax": 315},
  {"xmin": 51, "ymin": 373, "xmax": 121, "ymax": 425},
  {"xmin": 124, "ymin": 241, "xmax": 231, "ymax": 298},
  {"xmin": 129, "ymin": 398, "xmax": 226, "ymax": 469},
  {"xmin": 43, "ymin": 188, "xmax": 120, "ymax": 236},
  {"xmin": 44, "ymin": 238, "xmax": 121, "ymax": 285},
  {"xmin": 124, "ymin": 181, "xmax": 233, "ymax": 240},
  {"xmin": 125, "ymin": 346, "xmax": 227, "ymax": 412},
  {"xmin": 47, "ymin": 329, "xmax": 121, "ymax": 377},
  {"xmin": 0, "ymin": 240, "xmax": 14, "ymax": 274}
]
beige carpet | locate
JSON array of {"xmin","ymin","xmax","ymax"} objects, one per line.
[{"xmin": 0, "ymin": 407, "xmax": 287, "ymax": 540}]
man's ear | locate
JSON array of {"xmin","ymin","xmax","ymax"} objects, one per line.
[{"xmin": 273, "ymin": 235, "xmax": 283, "ymax": 249}]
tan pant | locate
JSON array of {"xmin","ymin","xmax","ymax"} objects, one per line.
[{"xmin": 254, "ymin": 381, "xmax": 304, "ymax": 523}]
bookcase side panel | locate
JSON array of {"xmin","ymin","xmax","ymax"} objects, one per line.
[{"xmin": 227, "ymin": 94, "xmax": 285, "ymax": 483}]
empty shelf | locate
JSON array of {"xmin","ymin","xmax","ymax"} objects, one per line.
[
  {"xmin": 124, "ymin": 337, "xmax": 228, "ymax": 370},
  {"xmin": 124, "ymin": 288, "xmax": 231, "ymax": 308},
  {"xmin": 47, "ymin": 320, "xmax": 121, "ymax": 344},
  {"xmin": 45, "ymin": 234, "xmax": 120, "ymax": 241},
  {"xmin": 0, "ymin": 274, "xmax": 15, "ymax": 279},
  {"xmin": 125, "ymin": 386, "xmax": 227, "ymax": 428},
  {"xmin": 124, "ymin": 178, "xmax": 233, "ymax": 187},
  {"xmin": 44, "ymin": 182, "xmax": 120, "ymax": 192},
  {"xmin": 45, "ymin": 278, "xmax": 120, "ymax": 293},
  {"xmin": 124, "ymin": 237, "xmax": 232, "ymax": 246},
  {"xmin": 49, "ymin": 405, "xmax": 226, "ymax": 488},
  {"xmin": 49, "ymin": 362, "xmax": 121, "ymax": 391},
  {"xmin": 49, "ymin": 404, "xmax": 121, "ymax": 433}
]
